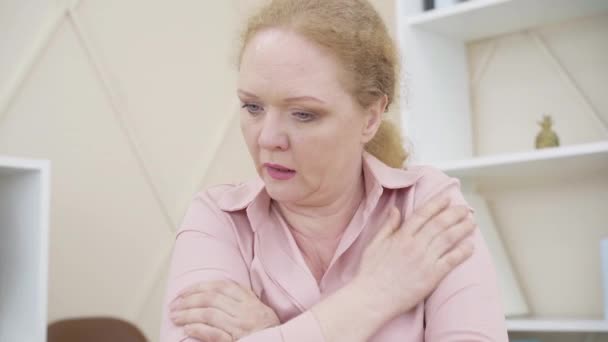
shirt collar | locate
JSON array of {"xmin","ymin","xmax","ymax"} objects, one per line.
[
  {"xmin": 216, "ymin": 151, "xmax": 422, "ymax": 212},
  {"xmin": 361, "ymin": 151, "xmax": 422, "ymax": 189}
]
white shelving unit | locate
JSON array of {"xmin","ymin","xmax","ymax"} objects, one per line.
[
  {"xmin": 396, "ymin": 0, "xmax": 608, "ymax": 338},
  {"xmin": 506, "ymin": 318, "xmax": 608, "ymax": 333},
  {"xmin": 0, "ymin": 156, "xmax": 50, "ymax": 342},
  {"xmin": 437, "ymin": 141, "xmax": 608, "ymax": 191},
  {"xmin": 406, "ymin": 0, "xmax": 608, "ymax": 41},
  {"xmin": 396, "ymin": 0, "xmax": 608, "ymax": 164}
]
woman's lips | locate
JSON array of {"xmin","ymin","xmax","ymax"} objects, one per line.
[{"xmin": 263, "ymin": 163, "xmax": 296, "ymax": 180}]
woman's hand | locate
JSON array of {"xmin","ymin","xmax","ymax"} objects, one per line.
[
  {"xmin": 169, "ymin": 280, "xmax": 280, "ymax": 341},
  {"xmin": 354, "ymin": 194, "xmax": 476, "ymax": 319}
]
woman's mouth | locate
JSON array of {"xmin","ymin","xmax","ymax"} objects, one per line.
[{"xmin": 263, "ymin": 163, "xmax": 296, "ymax": 180}]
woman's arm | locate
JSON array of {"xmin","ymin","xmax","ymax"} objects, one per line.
[
  {"xmin": 162, "ymin": 187, "xmax": 478, "ymax": 341},
  {"xmin": 161, "ymin": 191, "xmax": 389, "ymax": 342},
  {"xmin": 160, "ymin": 192, "xmax": 253, "ymax": 341},
  {"xmin": 162, "ymin": 191, "xmax": 403, "ymax": 342},
  {"xmin": 415, "ymin": 168, "xmax": 509, "ymax": 342},
  {"xmin": 424, "ymin": 228, "xmax": 508, "ymax": 341}
]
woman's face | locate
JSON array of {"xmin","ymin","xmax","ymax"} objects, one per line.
[{"xmin": 238, "ymin": 28, "xmax": 381, "ymax": 205}]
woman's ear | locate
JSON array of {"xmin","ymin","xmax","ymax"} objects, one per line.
[{"xmin": 361, "ymin": 94, "xmax": 388, "ymax": 143}]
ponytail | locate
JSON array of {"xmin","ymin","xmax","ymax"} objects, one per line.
[{"xmin": 364, "ymin": 119, "xmax": 408, "ymax": 168}]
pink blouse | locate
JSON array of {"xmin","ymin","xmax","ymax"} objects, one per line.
[{"xmin": 160, "ymin": 152, "xmax": 508, "ymax": 341}]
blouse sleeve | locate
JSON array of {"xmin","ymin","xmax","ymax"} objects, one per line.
[
  {"xmin": 160, "ymin": 192, "xmax": 325, "ymax": 342},
  {"xmin": 414, "ymin": 167, "xmax": 509, "ymax": 342}
]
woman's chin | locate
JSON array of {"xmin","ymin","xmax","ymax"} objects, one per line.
[{"xmin": 264, "ymin": 182, "xmax": 301, "ymax": 203}]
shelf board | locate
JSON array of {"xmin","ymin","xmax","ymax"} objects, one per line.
[
  {"xmin": 0, "ymin": 155, "xmax": 50, "ymax": 176},
  {"xmin": 507, "ymin": 317, "xmax": 608, "ymax": 333},
  {"xmin": 406, "ymin": 0, "xmax": 608, "ymax": 41},
  {"xmin": 434, "ymin": 141, "xmax": 608, "ymax": 190}
]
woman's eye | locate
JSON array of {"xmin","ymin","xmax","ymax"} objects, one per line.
[
  {"xmin": 241, "ymin": 103, "xmax": 263, "ymax": 115},
  {"xmin": 292, "ymin": 112, "xmax": 315, "ymax": 122}
]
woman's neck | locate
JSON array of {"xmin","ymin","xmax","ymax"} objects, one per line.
[
  {"xmin": 275, "ymin": 163, "xmax": 365, "ymax": 284},
  {"xmin": 276, "ymin": 164, "xmax": 365, "ymax": 242}
]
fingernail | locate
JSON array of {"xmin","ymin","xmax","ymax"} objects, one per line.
[{"xmin": 170, "ymin": 312, "xmax": 178, "ymax": 321}]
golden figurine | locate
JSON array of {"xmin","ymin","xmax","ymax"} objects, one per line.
[{"xmin": 535, "ymin": 115, "xmax": 560, "ymax": 149}]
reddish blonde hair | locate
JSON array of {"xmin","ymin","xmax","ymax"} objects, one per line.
[{"xmin": 239, "ymin": 0, "xmax": 408, "ymax": 168}]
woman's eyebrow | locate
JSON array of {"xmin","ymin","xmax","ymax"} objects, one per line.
[
  {"xmin": 237, "ymin": 89, "xmax": 258, "ymax": 99},
  {"xmin": 284, "ymin": 96, "xmax": 326, "ymax": 104},
  {"xmin": 238, "ymin": 89, "xmax": 326, "ymax": 104}
]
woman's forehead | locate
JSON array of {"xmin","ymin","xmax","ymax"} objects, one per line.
[{"xmin": 238, "ymin": 29, "xmax": 345, "ymax": 94}]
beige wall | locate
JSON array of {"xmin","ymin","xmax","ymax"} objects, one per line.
[{"xmin": 0, "ymin": 1, "xmax": 398, "ymax": 340}]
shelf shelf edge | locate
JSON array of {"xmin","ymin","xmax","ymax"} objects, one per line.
[{"xmin": 434, "ymin": 141, "xmax": 608, "ymax": 173}]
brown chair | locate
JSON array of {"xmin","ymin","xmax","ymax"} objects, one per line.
[{"xmin": 47, "ymin": 317, "xmax": 147, "ymax": 342}]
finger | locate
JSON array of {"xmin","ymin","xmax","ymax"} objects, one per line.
[
  {"xmin": 226, "ymin": 280, "xmax": 259, "ymax": 301},
  {"xmin": 177, "ymin": 280, "xmax": 228, "ymax": 297},
  {"xmin": 414, "ymin": 205, "xmax": 471, "ymax": 246},
  {"xmin": 403, "ymin": 195, "xmax": 451, "ymax": 235},
  {"xmin": 369, "ymin": 207, "xmax": 401, "ymax": 248},
  {"xmin": 171, "ymin": 290, "xmax": 240, "ymax": 317},
  {"xmin": 184, "ymin": 323, "xmax": 232, "ymax": 342},
  {"xmin": 176, "ymin": 280, "xmax": 246, "ymax": 303},
  {"xmin": 427, "ymin": 218, "xmax": 476, "ymax": 261},
  {"xmin": 218, "ymin": 280, "xmax": 251, "ymax": 303},
  {"xmin": 171, "ymin": 307, "xmax": 236, "ymax": 332},
  {"xmin": 434, "ymin": 240, "xmax": 475, "ymax": 277}
]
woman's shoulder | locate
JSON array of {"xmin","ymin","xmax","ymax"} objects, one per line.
[
  {"xmin": 401, "ymin": 164, "xmax": 457, "ymax": 190},
  {"xmin": 178, "ymin": 178, "xmax": 263, "ymax": 240},
  {"xmin": 365, "ymin": 152, "xmax": 451, "ymax": 191},
  {"xmin": 402, "ymin": 164, "xmax": 466, "ymax": 208},
  {"xmin": 404, "ymin": 163, "xmax": 449, "ymax": 179},
  {"xmin": 187, "ymin": 177, "xmax": 265, "ymax": 215}
]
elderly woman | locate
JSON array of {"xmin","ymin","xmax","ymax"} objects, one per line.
[{"xmin": 161, "ymin": 0, "xmax": 507, "ymax": 341}]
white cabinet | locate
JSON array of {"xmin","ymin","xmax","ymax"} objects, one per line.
[
  {"xmin": 0, "ymin": 156, "xmax": 50, "ymax": 342},
  {"xmin": 396, "ymin": 0, "xmax": 608, "ymax": 338}
]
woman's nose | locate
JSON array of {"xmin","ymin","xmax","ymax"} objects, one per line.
[{"xmin": 258, "ymin": 114, "xmax": 289, "ymax": 151}]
